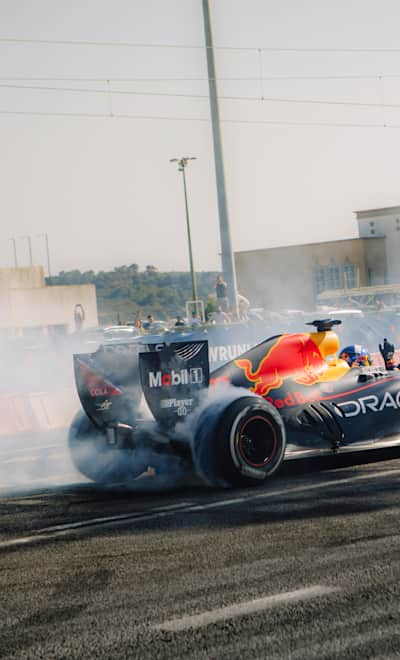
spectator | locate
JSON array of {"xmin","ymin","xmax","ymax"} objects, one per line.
[
  {"xmin": 190, "ymin": 311, "xmax": 201, "ymax": 327},
  {"xmin": 215, "ymin": 275, "xmax": 228, "ymax": 311},
  {"xmin": 133, "ymin": 309, "xmax": 143, "ymax": 329},
  {"xmin": 175, "ymin": 315, "xmax": 186, "ymax": 327},
  {"xmin": 74, "ymin": 304, "xmax": 85, "ymax": 332},
  {"xmin": 143, "ymin": 314, "xmax": 154, "ymax": 330}
]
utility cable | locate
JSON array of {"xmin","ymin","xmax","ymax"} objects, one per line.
[
  {"xmin": 2, "ymin": 74, "xmax": 400, "ymax": 81},
  {"xmin": 2, "ymin": 37, "xmax": 400, "ymax": 53},
  {"xmin": 0, "ymin": 108, "xmax": 398, "ymax": 129},
  {"xmin": 1, "ymin": 82, "xmax": 399, "ymax": 110}
]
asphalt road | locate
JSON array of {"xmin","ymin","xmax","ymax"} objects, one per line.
[{"xmin": 1, "ymin": 436, "xmax": 400, "ymax": 659}]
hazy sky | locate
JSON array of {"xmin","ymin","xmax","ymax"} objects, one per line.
[{"xmin": 2, "ymin": 0, "xmax": 400, "ymax": 275}]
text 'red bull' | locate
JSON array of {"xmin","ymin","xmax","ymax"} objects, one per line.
[{"xmin": 235, "ymin": 333, "xmax": 327, "ymax": 397}]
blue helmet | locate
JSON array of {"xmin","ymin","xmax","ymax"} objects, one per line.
[{"xmin": 339, "ymin": 344, "xmax": 371, "ymax": 367}]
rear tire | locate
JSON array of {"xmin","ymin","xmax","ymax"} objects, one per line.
[
  {"xmin": 68, "ymin": 411, "xmax": 148, "ymax": 483},
  {"xmin": 192, "ymin": 392, "xmax": 286, "ymax": 488}
]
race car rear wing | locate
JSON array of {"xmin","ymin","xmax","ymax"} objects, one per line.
[
  {"xmin": 139, "ymin": 340, "xmax": 209, "ymax": 427},
  {"xmin": 73, "ymin": 340, "xmax": 209, "ymax": 430}
]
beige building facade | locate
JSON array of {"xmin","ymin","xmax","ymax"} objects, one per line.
[
  {"xmin": 0, "ymin": 266, "xmax": 98, "ymax": 335},
  {"xmin": 355, "ymin": 205, "xmax": 400, "ymax": 284},
  {"xmin": 235, "ymin": 237, "xmax": 385, "ymax": 311}
]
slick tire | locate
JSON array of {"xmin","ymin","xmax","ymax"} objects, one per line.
[
  {"xmin": 68, "ymin": 411, "xmax": 148, "ymax": 484},
  {"xmin": 192, "ymin": 391, "xmax": 286, "ymax": 488}
]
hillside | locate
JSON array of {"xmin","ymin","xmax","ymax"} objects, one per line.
[{"xmin": 48, "ymin": 264, "xmax": 219, "ymax": 325}]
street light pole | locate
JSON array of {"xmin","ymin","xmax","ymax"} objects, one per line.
[
  {"xmin": 37, "ymin": 233, "xmax": 52, "ymax": 278},
  {"xmin": 9, "ymin": 238, "xmax": 18, "ymax": 267},
  {"xmin": 170, "ymin": 157, "xmax": 199, "ymax": 307},
  {"xmin": 19, "ymin": 235, "xmax": 33, "ymax": 265},
  {"xmin": 202, "ymin": 0, "xmax": 239, "ymax": 317}
]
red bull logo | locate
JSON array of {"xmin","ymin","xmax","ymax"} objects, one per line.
[{"xmin": 235, "ymin": 333, "xmax": 328, "ymax": 397}]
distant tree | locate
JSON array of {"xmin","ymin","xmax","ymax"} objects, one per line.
[{"xmin": 48, "ymin": 264, "xmax": 219, "ymax": 324}]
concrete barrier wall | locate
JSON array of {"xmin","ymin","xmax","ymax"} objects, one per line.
[{"xmin": 0, "ymin": 389, "xmax": 79, "ymax": 437}]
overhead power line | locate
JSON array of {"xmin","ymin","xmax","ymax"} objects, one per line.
[
  {"xmin": 2, "ymin": 73, "xmax": 400, "ymax": 82},
  {"xmin": 2, "ymin": 37, "xmax": 400, "ymax": 53},
  {"xmin": 1, "ymin": 81, "xmax": 400, "ymax": 110},
  {"xmin": 0, "ymin": 108, "xmax": 398, "ymax": 129},
  {"xmin": 3, "ymin": 74, "xmax": 400, "ymax": 82}
]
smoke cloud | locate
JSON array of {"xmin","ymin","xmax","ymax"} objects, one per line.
[{"xmin": 0, "ymin": 327, "xmax": 101, "ymax": 494}]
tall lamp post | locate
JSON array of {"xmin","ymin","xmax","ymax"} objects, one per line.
[
  {"xmin": 202, "ymin": 0, "xmax": 239, "ymax": 317},
  {"xmin": 170, "ymin": 156, "xmax": 199, "ymax": 308},
  {"xmin": 37, "ymin": 233, "xmax": 52, "ymax": 278},
  {"xmin": 9, "ymin": 238, "xmax": 18, "ymax": 267},
  {"xmin": 19, "ymin": 235, "xmax": 33, "ymax": 265}
]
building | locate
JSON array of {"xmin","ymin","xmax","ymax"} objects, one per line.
[
  {"xmin": 235, "ymin": 236, "xmax": 386, "ymax": 312},
  {"xmin": 0, "ymin": 266, "xmax": 98, "ymax": 336},
  {"xmin": 355, "ymin": 205, "xmax": 400, "ymax": 283}
]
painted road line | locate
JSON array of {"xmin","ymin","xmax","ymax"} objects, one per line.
[
  {"xmin": 0, "ymin": 505, "xmax": 198, "ymax": 549},
  {"xmin": 2, "ymin": 455, "xmax": 37, "ymax": 464},
  {"xmin": 40, "ymin": 501, "xmax": 195, "ymax": 533},
  {"xmin": 0, "ymin": 465, "xmax": 399, "ymax": 550},
  {"xmin": 250, "ymin": 466, "xmax": 400, "ymax": 502},
  {"xmin": 0, "ymin": 443, "xmax": 61, "ymax": 456},
  {"xmin": 153, "ymin": 585, "xmax": 339, "ymax": 632}
]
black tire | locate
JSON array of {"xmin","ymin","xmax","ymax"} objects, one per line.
[
  {"xmin": 68, "ymin": 411, "xmax": 148, "ymax": 483},
  {"xmin": 192, "ymin": 391, "xmax": 286, "ymax": 488}
]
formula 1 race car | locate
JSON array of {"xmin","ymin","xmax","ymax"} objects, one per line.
[{"xmin": 69, "ymin": 319, "xmax": 400, "ymax": 488}]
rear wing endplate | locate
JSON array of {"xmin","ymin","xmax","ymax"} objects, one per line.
[{"xmin": 139, "ymin": 340, "xmax": 209, "ymax": 427}]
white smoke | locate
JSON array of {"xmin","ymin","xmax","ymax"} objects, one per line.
[{"xmin": 0, "ymin": 329, "xmax": 98, "ymax": 494}]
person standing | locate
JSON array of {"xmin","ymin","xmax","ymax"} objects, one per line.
[
  {"xmin": 143, "ymin": 315, "xmax": 154, "ymax": 330},
  {"xmin": 74, "ymin": 304, "xmax": 85, "ymax": 332},
  {"xmin": 133, "ymin": 309, "xmax": 143, "ymax": 329},
  {"xmin": 175, "ymin": 315, "xmax": 186, "ymax": 327},
  {"xmin": 215, "ymin": 275, "xmax": 228, "ymax": 312}
]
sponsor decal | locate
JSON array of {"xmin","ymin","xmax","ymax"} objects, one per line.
[
  {"xmin": 160, "ymin": 398, "xmax": 194, "ymax": 409},
  {"xmin": 101, "ymin": 343, "xmax": 140, "ymax": 354},
  {"xmin": 338, "ymin": 391, "xmax": 400, "ymax": 417},
  {"xmin": 160, "ymin": 398, "xmax": 194, "ymax": 417},
  {"xmin": 235, "ymin": 334, "xmax": 327, "ymax": 397},
  {"xmin": 78, "ymin": 361, "xmax": 122, "ymax": 397},
  {"xmin": 265, "ymin": 390, "xmax": 320, "ymax": 409},
  {"xmin": 148, "ymin": 367, "xmax": 203, "ymax": 388},
  {"xmin": 209, "ymin": 343, "xmax": 251, "ymax": 364},
  {"xmin": 90, "ymin": 387, "xmax": 110, "ymax": 397},
  {"xmin": 95, "ymin": 399, "xmax": 112, "ymax": 411}
]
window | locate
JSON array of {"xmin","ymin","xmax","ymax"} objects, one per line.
[
  {"xmin": 343, "ymin": 259, "xmax": 356, "ymax": 289},
  {"xmin": 327, "ymin": 261, "xmax": 341, "ymax": 289},
  {"xmin": 313, "ymin": 266, "xmax": 326, "ymax": 294}
]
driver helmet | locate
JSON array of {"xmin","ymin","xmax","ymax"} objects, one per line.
[{"xmin": 339, "ymin": 344, "xmax": 371, "ymax": 367}]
